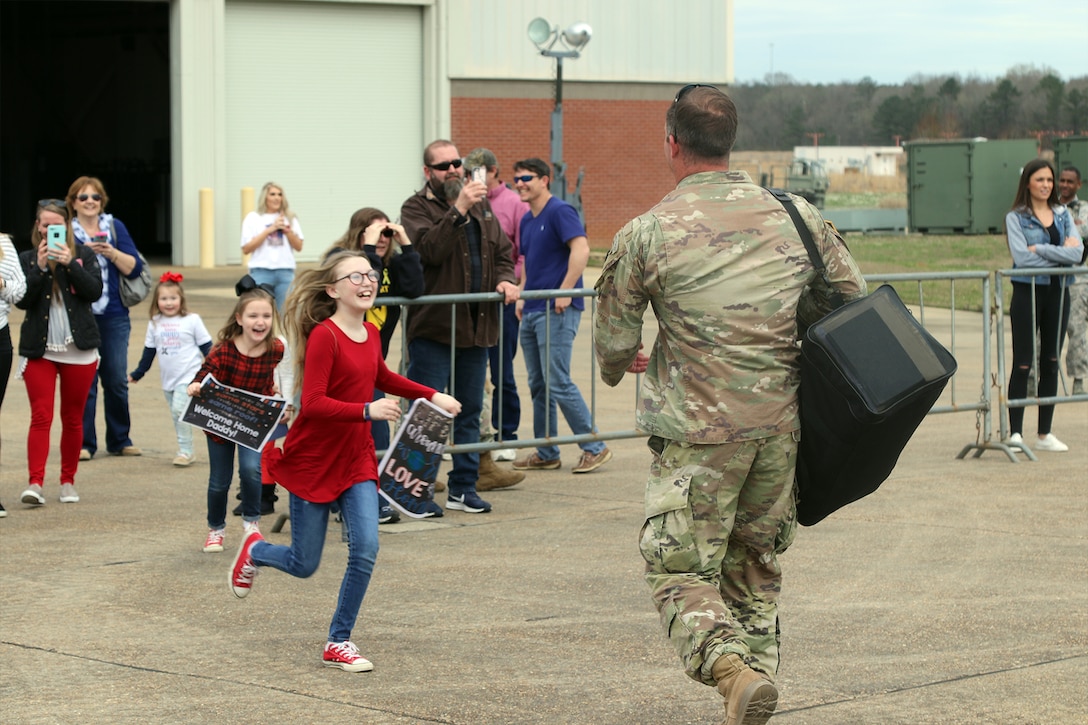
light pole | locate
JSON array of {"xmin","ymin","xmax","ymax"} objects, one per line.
[{"xmin": 527, "ymin": 17, "xmax": 591, "ymax": 219}]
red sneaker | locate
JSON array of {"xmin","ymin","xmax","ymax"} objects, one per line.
[
  {"xmin": 229, "ymin": 529, "xmax": 263, "ymax": 598},
  {"xmin": 323, "ymin": 641, "xmax": 374, "ymax": 672}
]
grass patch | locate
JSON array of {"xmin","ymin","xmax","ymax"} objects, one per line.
[{"xmin": 847, "ymin": 233, "xmax": 1009, "ymax": 311}]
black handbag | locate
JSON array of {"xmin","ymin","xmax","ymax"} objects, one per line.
[{"xmin": 769, "ymin": 189, "xmax": 958, "ymax": 525}]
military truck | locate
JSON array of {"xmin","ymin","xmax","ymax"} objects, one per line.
[{"xmin": 760, "ymin": 159, "xmax": 830, "ymax": 209}]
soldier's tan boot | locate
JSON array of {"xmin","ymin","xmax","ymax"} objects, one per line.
[
  {"xmin": 475, "ymin": 452, "xmax": 525, "ymax": 492},
  {"xmin": 712, "ymin": 653, "xmax": 778, "ymax": 725}
]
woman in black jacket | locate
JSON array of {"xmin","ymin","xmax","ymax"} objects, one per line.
[
  {"xmin": 16, "ymin": 199, "xmax": 103, "ymax": 506},
  {"xmin": 326, "ymin": 207, "xmax": 424, "ymax": 522}
]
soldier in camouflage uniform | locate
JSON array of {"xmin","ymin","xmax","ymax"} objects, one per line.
[
  {"xmin": 1058, "ymin": 167, "xmax": 1088, "ymax": 395},
  {"xmin": 593, "ymin": 85, "xmax": 866, "ymax": 725}
]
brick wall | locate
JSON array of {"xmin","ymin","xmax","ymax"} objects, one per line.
[{"xmin": 452, "ymin": 97, "xmax": 676, "ymax": 248}]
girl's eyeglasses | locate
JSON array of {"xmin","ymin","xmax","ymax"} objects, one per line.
[{"xmin": 335, "ymin": 270, "xmax": 380, "ymax": 285}]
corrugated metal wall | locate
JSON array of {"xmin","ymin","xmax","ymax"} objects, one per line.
[
  {"xmin": 447, "ymin": 0, "xmax": 733, "ymax": 83},
  {"xmin": 223, "ymin": 0, "xmax": 425, "ymax": 264}
]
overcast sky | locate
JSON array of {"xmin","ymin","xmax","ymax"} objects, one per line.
[{"xmin": 732, "ymin": 1, "xmax": 1088, "ymax": 85}]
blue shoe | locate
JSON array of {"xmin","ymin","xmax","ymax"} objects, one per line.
[
  {"xmin": 419, "ymin": 501, "xmax": 444, "ymax": 518},
  {"xmin": 446, "ymin": 491, "xmax": 491, "ymax": 514},
  {"xmin": 378, "ymin": 503, "xmax": 400, "ymax": 524}
]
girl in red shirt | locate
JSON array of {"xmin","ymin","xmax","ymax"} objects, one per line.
[
  {"xmin": 228, "ymin": 251, "xmax": 459, "ymax": 673},
  {"xmin": 188, "ymin": 281, "xmax": 283, "ymax": 554}
]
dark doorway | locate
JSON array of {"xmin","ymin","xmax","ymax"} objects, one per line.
[{"xmin": 0, "ymin": 0, "xmax": 170, "ymax": 257}]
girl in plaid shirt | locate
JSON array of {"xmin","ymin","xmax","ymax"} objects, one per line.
[{"xmin": 188, "ymin": 279, "xmax": 285, "ymax": 554}]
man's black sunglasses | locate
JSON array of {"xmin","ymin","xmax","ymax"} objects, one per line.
[
  {"xmin": 674, "ymin": 83, "xmax": 716, "ymax": 103},
  {"xmin": 427, "ymin": 159, "xmax": 463, "ymax": 171}
]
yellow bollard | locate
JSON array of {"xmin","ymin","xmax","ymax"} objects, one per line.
[
  {"xmin": 240, "ymin": 187, "xmax": 255, "ymax": 266},
  {"xmin": 199, "ymin": 188, "xmax": 214, "ymax": 269}
]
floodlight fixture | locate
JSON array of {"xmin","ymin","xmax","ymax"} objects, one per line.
[{"xmin": 527, "ymin": 16, "xmax": 592, "ymax": 58}]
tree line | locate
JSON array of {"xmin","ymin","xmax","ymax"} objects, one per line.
[{"xmin": 730, "ymin": 65, "xmax": 1088, "ymax": 152}]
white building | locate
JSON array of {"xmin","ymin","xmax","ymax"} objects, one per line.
[{"xmin": 793, "ymin": 146, "xmax": 904, "ymax": 176}]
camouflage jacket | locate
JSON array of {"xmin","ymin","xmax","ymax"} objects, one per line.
[
  {"xmin": 1068, "ymin": 197, "xmax": 1088, "ymax": 284},
  {"xmin": 593, "ymin": 170, "xmax": 867, "ymax": 443}
]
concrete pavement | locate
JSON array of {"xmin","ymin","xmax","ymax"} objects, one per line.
[{"xmin": 1, "ymin": 263, "xmax": 1085, "ymax": 724}]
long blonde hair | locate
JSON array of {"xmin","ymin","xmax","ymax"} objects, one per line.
[
  {"xmin": 256, "ymin": 181, "xmax": 295, "ymax": 220},
  {"xmin": 282, "ymin": 250, "xmax": 366, "ymax": 387}
]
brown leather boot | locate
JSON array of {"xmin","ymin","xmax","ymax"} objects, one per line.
[
  {"xmin": 712, "ymin": 653, "xmax": 777, "ymax": 725},
  {"xmin": 476, "ymin": 452, "xmax": 525, "ymax": 491}
]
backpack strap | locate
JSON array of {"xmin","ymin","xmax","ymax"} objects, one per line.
[{"xmin": 766, "ymin": 187, "xmax": 844, "ymax": 309}]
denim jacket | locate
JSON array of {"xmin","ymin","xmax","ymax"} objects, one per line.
[{"xmin": 1005, "ymin": 205, "xmax": 1084, "ymax": 286}]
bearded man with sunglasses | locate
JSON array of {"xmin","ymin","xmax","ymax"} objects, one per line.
[
  {"xmin": 594, "ymin": 85, "xmax": 866, "ymax": 725},
  {"xmin": 400, "ymin": 140, "xmax": 520, "ymax": 515}
]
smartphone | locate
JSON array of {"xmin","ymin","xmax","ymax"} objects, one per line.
[
  {"xmin": 47, "ymin": 224, "xmax": 66, "ymax": 258},
  {"xmin": 471, "ymin": 166, "xmax": 487, "ymax": 185}
]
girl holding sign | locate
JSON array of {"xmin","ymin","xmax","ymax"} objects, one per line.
[
  {"xmin": 228, "ymin": 251, "xmax": 460, "ymax": 673},
  {"xmin": 188, "ymin": 279, "xmax": 283, "ymax": 553}
]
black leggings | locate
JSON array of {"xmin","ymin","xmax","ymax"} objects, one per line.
[
  {"xmin": 1008, "ymin": 282, "xmax": 1070, "ymax": 435},
  {"xmin": 0, "ymin": 324, "xmax": 12, "ymax": 410}
]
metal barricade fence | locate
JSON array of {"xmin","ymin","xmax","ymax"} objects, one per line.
[
  {"xmin": 991, "ymin": 267, "xmax": 1088, "ymax": 462},
  {"xmin": 379, "ymin": 266, "xmax": 1085, "ymax": 463},
  {"xmin": 379, "ymin": 287, "xmax": 643, "ymax": 457}
]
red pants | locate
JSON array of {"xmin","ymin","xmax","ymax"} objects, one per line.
[{"xmin": 24, "ymin": 357, "xmax": 98, "ymax": 485}]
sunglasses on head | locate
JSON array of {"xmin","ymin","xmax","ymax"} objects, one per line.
[
  {"xmin": 674, "ymin": 83, "xmax": 716, "ymax": 103},
  {"xmin": 513, "ymin": 175, "xmax": 538, "ymax": 184},
  {"xmin": 38, "ymin": 198, "xmax": 67, "ymax": 209},
  {"xmin": 77, "ymin": 193, "xmax": 102, "ymax": 202},
  {"xmin": 427, "ymin": 158, "xmax": 463, "ymax": 171}
]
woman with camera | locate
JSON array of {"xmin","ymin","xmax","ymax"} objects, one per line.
[
  {"xmin": 326, "ymin": 208, "xmax": 424, "ymax": 521},
  {"xmin": 242, "ymin": 182, "xmax": 305, "ymax": 311},
  {"xmin": 68, "ymin": 176, "xmax": 145, "ymax": 460},
  {"xmin": 16, "ymin": 199, "xmax": 102, "ymax": 506}
]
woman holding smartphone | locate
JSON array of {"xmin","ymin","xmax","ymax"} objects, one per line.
[
  {"xmin": 242, "ymin": 182, "xmax": 304, "ymax": 311},
  {"xmin": 67, "ymin": 176, "xmax": 144, "ymax": 459},
  {"xmin": 16, "ymin": 199, "xmax": 102, "ymax": 506}
]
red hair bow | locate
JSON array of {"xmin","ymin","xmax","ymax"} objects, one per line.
[{"xmin": 160, "ymin": 271, "xmax": 184, "ymax": 284}]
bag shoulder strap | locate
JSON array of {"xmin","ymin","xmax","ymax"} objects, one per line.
[{"xmin": 765, "ymin": 187, "xmax": 844, "ymax": 309}]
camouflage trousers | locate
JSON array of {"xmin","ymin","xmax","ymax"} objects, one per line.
[
  {"xmin": 1066, "ymin": 283, "xmax": 1088, "ymax": 379},
  {"xmin": 639, "ymin": 433, "xmax": 797, "ymax": 688}
]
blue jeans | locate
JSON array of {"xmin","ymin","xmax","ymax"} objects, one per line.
[
  {"xmin": 164, "ymin": 385, "xmax": 194, "ymax": 457},
  {"xmin": 407, "ymin": 337, "xmax": 486, "ymax": 496},
  {"xmin": 249, "ymin": 267, "xmax": 295, "ymax": 312},
  {"xmin": 520, "ymin": 309, "xmax": 604, "ymax": 461},
  {"xmin": 487, "ymin": 302, "xmax": 521, "ymax": 441},
  {"xmin": 206, "ymin": 439, "xmax": 262, "ymax": 529},
  {"xmin": 83, "ymin": 314, "xmax": 133, "ymax": 454},
  {"xmin": 250, "ymin": 482, "xmax": 379, "ymax": 643}
]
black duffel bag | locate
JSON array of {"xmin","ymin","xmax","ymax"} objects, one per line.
[{"xmin": 769, "ymin": 190, "xmax": 958, "ymax": 525}]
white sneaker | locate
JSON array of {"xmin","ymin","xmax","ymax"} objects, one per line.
[
  {"xmin": 494, "ymin": 448, "xmax": 516, "ymax": 462},
  {"xmin": 1034, "ymin": 434, "xmax": 1068, "ymax": 452},
  {"xmin": 1006, "ymin": 433, "xmax": 1025, "ymax": 447},
  {"xmin": 21, "ymin": 485, "xmax": 45, "ymax": 506},
  {"xmin": 59, "ymin": 483, "xmax": 80, "ymax": 503}
]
